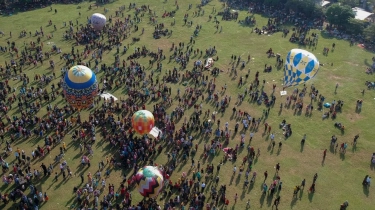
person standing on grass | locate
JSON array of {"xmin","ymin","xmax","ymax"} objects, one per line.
[
  {"xmin": 278, "ymin": 181, "xmax": 283, "ymax": 191},
  {"xmin": 313, "ymin": 173, "xmax": 318, "ymax": 184},
  {"xmin": 273, "ymin": 196, "xmax": 280, "ymax": 209},
  {"xmin": 301, "ymin": 179, "xmax": 306, "ymax": 189},
  {"xmin": 250, "ymin": 132, "xmax": 254, "ymax": 142},
  {"xmin": 309, "ymin": 183, "xmax": 316, "ymax": 193},
  {"xmin": 275, "ymin": 163, "xmax": 280, "ymax": 174},
  {"xmin": 262, "ymin": 183, "xmax": 268, "ymax": 194},
  {"xmin": 217, "ymin": 163, "xmax": 221, "ymax": 173},
  {"xmin": 246, "ymin": 199, "xmax": 250, "ymax": 208},
  {"xmin": 270, "ymin": 133, "xmax": 275, "ymax": 142},
  {"xmin": 353, "ymin": 134, "xmax": 359, "ymax": 146},
  {"xmin": 366, "ymin": 176, "xmax": 371, "ymax": 187},
  {"xmin": 323, "ymin": 149, "xmax": 327, "ymax": 160},
  {"xmin": 264, "ymin": 171, "xmax": 268, "ymax": 182},
  {"xmin": 234, "ymin": 193, "xmax": 238, "ymax": 203}
]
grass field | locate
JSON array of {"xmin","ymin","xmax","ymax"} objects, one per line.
[{"xmin": 0, "ymin": 0, "xmax": 375, "ymax": 209}]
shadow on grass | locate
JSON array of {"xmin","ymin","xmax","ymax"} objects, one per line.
[
  {"xmin": 308, "ymin": 192, "xmax": 314, "ymax": 202},
  {"xmin": 340, "ymin": 152, "xmax": 345, "ymax": 160},
  {"xmin": 363, "ymin": 185, "xmax": 369, "ymax": 197},
  {"xmin": 300, "ymin": 142, "xmax": 305, "ymax": 152},
  {"xmin": 290, "ymin": 196, "xmax": 298, "ymax": 208},
  {"xmin": 259, "ymin": 193, "xmax": 266, "ymax": 208}
]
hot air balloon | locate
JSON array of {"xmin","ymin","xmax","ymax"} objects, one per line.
[
  {"xmin": 62, "ymin": 65, "xmax": 98, "ymax": 110},
  {"xmin": 284, "ymin": 49, "xmax": 319, "ymax": 87},
  {"xmin": 132, "ymin": 110, "xmax": 155, "ymax": 135},
  {"xmin": 135, "ymin": 166, "xmax": 164, "ymax": 198},
  {"xmin": 90, "ymin": 13, "xmax": 107, "ymax": 30}
]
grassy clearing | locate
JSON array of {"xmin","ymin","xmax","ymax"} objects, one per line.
[{"xmin": 0, "ymin": 0, "xmax": 375, "ymax": 209}]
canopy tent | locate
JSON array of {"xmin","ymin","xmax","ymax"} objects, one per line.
[
  {"xmin": 99, "ymin": 92, "xmax": 118, "ymax": 101},
  {"xmin": 205, "ymin": 58, "xmax": 214, "ymax": 69},
  {"xmin": 280, "ymin": 91, "xmax": 287, "ymax": 96},
  {"xmin": 149, "ymin": 127, "xmax": 162, "ymax": 138},
  {"xmin": 320, "ymin": 1, "xmax": 331, "ymax": 7},
  {"xmin": 352, "ymin": 7, "xmax": 374, "ymax": 21}
]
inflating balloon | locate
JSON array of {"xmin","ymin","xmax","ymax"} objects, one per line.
[
  {"xmin": 132, "ymin": 110, "xmax": 155, "ymax": 135},
  {"xmin": 90, "ymin": 13, "xmax": 107, "ymax": 30},
  {"xmin": 62, "ymin": 65, "xmax": 98, "ymax": 110},
  {"xmin": 135, "ymin": 166, "xmax": 164, "ymax": 198},
  {"xmin": 284, "ymin": 49, "xmax": 319, "ymax": 87}
]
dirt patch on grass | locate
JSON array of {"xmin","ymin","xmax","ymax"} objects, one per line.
[
  {"xmin": 346, "ymin": 113, "xmax": 363, "ymax": 122},
  {"xmin": 152, "ymin": 38, "xmax": 173, "ymax": 49},
  {"xmin": 328, "ymin": 75, "xmax": 344, "ymax": 80},
  {"xmin": 344, "ymin": 61, "xmax": 359, "ymax": 67}
]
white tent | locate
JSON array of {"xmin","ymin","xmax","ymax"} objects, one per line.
[
  {"xmin": 99, "ymin": 92, "xmax": 118, "ymax": 101},
  {"xmin": 205, "ymin": 58, "xmax": 214, "ymax": 69},
  {"xmin": 149, "ymin": 127, "xmax": 162, "ymax": 138},
  {"xmin": 352, "ymin": 7, "xmax": 374, "ymax": 21},
  {"xmin": 320, "ymin": 1, "xmax": 331, "ymax": 7}
]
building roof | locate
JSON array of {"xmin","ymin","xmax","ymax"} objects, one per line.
[
  {"xmin": 352, "ymin": 7, "xmax": 374, "ymax": 21},
  {"xmin": 320, "ymin": 1, "xmax": 331, "ymax": 7}
]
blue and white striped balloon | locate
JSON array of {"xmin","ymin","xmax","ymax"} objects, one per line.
[{"xmin": 284, "ymin": 49, "xmax": 319, "ymax": 87}]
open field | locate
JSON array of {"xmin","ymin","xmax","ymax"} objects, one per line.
[{"xmin": 0, "ymin": 0, "xmax": 375, "ymax": 209}]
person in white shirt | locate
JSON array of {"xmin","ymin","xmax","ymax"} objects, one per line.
[
  {"xmin": 250, "ymin": 132, "xmax": 254, "ymax": 141},
  {"xmin": 270, "ymin": 133, "xmax": 275, "ymax": 141},
  {"xmin": 201, "ymin": 182, "xmax": 206, "ymax": 192}
]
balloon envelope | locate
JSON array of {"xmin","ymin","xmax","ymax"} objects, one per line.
[
  {"xmin": 132, "ymin": 110, "xmax": 155, "ymax": 135},
  {"xmin": 91, "ymin": 13, "xmax": 106, "ymax": 30},
  {"xmin": 62, "ymin": 65, "xmax": 98, "ymax": 109},
  {"xmin": 135, "ymin": 166, "xmax": 164, "ymax": 198},
  {"xmin": 284, "ymin": 49, "xmax": 319, "ymax": 87}
]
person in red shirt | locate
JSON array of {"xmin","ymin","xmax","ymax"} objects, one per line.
[
  {"xmin": 120, "ymin": 187, "xmax": 126, "ymax": 197},
  {"xmin": 189, "ymin": 179, "xmax": 193, "ymax": 187}
]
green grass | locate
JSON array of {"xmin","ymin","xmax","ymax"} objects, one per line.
[{"xmin": 0, "ymin": 0, "xmax": 375, "ymax": 209}]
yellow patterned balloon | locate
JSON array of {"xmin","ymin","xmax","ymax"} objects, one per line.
[{"xmin": 62, "ymin": 65, "xmax": 98, "ymax": 109}]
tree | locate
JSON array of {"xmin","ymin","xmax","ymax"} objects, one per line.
[
  {"xmin": 345, "ymin": 18, "xmax": 364, "ymax": 35},
  {"xmin": 363, "ymin": 24, "xmax": 375, "ymax": 41},
  {"xmin": 338, "ymin": 0, "xmax": 360, "ymax": 8},
  {"xmin": 325, "ymin": 4, "xmax": 355, "ymax": 27},
  {"xmin": 264, "ymin": 0, "xmax": 281, "ymax": 6},
  {"xmin": 285, "ymin": 0, "xmax": 324, "ymax": 18}
]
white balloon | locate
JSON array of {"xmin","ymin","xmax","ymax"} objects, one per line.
[{"xmin": 90, "ymin": 13, "xmax": 107, "ymax": 30}]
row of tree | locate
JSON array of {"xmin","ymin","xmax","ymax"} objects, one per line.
[{"xmin": 244, "ymin": 0, "xmax": 375, "ymax": 41}]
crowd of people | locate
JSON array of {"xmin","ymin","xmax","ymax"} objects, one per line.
[{"xmin": 0, "ymin": 0, "xmax": 366, "ymax": 210}]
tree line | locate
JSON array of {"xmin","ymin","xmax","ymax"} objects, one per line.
[{"xmin": 244, "ymin": 0, "xmax": 375, "ymax": 42}]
